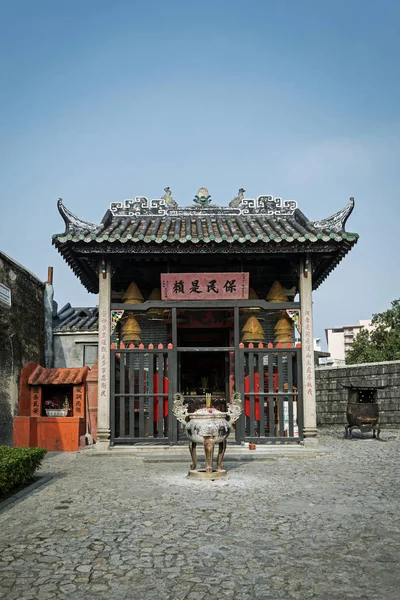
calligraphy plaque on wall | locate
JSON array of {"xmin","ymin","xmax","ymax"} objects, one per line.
[{"xmin": 161, "ymin": 273, "xmax": 249, "ymax": 300}]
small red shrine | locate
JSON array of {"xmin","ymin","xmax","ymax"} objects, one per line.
[{"xmin": 13, "ymin": 363, "xmax": 90, "ymax": 451}]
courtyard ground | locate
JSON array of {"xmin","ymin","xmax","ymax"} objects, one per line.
[{"xmin": 0, "ymin": 429, "xmax": 399, "ymax": 600}]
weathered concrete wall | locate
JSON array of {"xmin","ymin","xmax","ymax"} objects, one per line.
[
  {"xmin": 53, "ymin": 333, "xmax": 98, "ymax": 368},
  {"xmin": 316, "ymin": 361, "xmax": 400, "ymax": 428},
  {"xmin": 0, "ymin": 252, "xmax": 45, "ymax": 445}
]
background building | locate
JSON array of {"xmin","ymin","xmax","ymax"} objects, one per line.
[{"xmin": 325, "ymin": 320, "xmax": 373, "ymax": 362}]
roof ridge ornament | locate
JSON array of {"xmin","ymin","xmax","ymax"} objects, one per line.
[
  {"xmin": 57, "ymin": 198, "xmax": 100, "ymax": 234},
  {"xmin": 109, "ymin": 192, "xmax": 298, "ymax": 217},
  {"xmin": 161, "ymin": 187, "xmax": 178, "ymax": 209},
  {"xmin": 310, "ymin": 197, "xmax": 355, "ymax": 233},
  {"xmin": 193, "ymin": 187, "xmax": 213, "ymax": 208},
  {"xmin": 229, "ymin": 188, "xmax": 245, "ymax": 208}
]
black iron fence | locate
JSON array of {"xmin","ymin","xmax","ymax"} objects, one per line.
[
  {"xmin": 110, "ymin": 341, "xmax": 303, "ymax": 445},
  {"xmin": 110, "ymin": 345, "xmax": 175, "ymax": 444},
  {"xmin": 235, "ymin": 344, "xmax": 303, "ymax": 442}
]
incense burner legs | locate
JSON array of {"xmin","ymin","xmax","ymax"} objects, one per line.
[
  {"xmin": 217, "ymin": 439, "xmax": 227, "ymax": 471},
  {"xmin": 189, "ymin": 442, "xmax": 198, "ymax": 471},
  {"xmin": 189, "ymin": 438, "xmax": 227, "ymax": 473}
]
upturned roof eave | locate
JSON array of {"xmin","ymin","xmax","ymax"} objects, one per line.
[{"xmin": 53, "ymin": 235, "xmax": 358, "ymax": 293}]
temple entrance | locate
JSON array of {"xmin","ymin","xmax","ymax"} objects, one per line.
[
  {"xmin": 179, "ymin": 350, "xmax": 230, "ymax": 411},
  {"xmin": 177, "ymin": 348, "xmax": 231, "ymax": 442},
  {"xmin": 178, "ymin": 319, "xmax": 232, "ymax": 402}
]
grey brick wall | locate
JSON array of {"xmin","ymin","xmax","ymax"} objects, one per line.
[
  {"xmin": 0, "ymin": 252, "xmax": 45, "ymax": 445},
  {"xmin": 315, "ymin": 361, "xmax": 400, "ymax": 428}
]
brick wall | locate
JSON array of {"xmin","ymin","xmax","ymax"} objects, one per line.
[
  {"xmin": 0, "ymin": 252, "xmax": 45, "ymax": 445},
  {"xmin": 315, "ymin": 361, "xmax": 400, "ymax": 428}
]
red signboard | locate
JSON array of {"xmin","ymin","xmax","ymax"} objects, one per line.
[{"xmin": 161, "ymin": 273, "xmax": 249, "ymax": 300}]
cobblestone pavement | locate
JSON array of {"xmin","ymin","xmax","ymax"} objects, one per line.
[{"xmin": 1, "ymin": 430, "xmax": 399, "ymax": 600}]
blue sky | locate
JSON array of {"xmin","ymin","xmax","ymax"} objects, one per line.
[{"xmin": 1, "ymin": 0, "xmax": 399, "ymax": 344}]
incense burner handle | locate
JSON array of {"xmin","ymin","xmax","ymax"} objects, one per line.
[
  {"xmin": 227, "ymin": 392, "xmax": 242, "ymax": 423},
  {"xmin": 173, "ymin": 392, "xmax": 189, "ymax": 424}
]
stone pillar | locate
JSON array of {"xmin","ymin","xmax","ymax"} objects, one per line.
[
  {"xmin": 299, "ymin": 255, "xmax": 318, "ymax": 447},
  {"xmin": 96, "ymin": 260, "xmax": 111, "ymax": 449}
]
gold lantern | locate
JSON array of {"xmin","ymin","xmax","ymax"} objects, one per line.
[
  {"xmin": 244, "ymin": 288, "xmax": 261, "ymax": 312},
  {"xmin": 274, "ymin": 315, "xmax": 293, "ymax": 344},
  {"xmin": 122, "ymin": 313, "xmax": 142, "ymax": 343},
  {"xmin": 121, "ymin": 281, "xmax": 143, "ymax": 342},
  {"xmin": 266, "ymin": 281, "xmax": 288, "ymax": 303},
  {"xmin": 242, "ymin": 316, "xmax": 264, "ymax": 343},
  {"xmin": 123, "ymin": 282, "xmax": 144, "ymax": 304},
  {"xmin": 147, "ymin": 288, "xmax": 165, "ymax": 321}
]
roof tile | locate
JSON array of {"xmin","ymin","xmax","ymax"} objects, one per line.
[{"xmin": 28, "ymin": 366, "xmax": 89, "ymax": 386}]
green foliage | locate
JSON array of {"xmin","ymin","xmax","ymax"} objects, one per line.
[
  {"xmin": 346, "ymin": 299, "xmax": 400, "ymax": 365},
  {"xmin": 0, "ymin": 447, "xmax": 47, "ymax": 497}
]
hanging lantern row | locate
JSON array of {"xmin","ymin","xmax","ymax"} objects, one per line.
[
  {"xmin": 119, "ymin": 280, "xmax": 293, "ymax": 344},
  {"xmin": 121, "ymin": 281, "xmax": 143, "ymax": 342}
]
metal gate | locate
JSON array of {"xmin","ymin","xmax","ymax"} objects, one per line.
[
  {"xmin": 110, "ymin": 343, "xmax": 302, "ymax": 445},
  {"xmin": 110, "ymin": 345, "xmax": 176, "ymax": 445},
  {"xmin": 235, "ymin": 344, "xmax": 303, "ymax": 443}
]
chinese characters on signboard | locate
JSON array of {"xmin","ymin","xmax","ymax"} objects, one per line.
[
  {"xmin": 303, "ymin": 309, "xmax": 314, "ymax": 397},
  {"xmin": 74, "ymin": 387, "xmax": 83, "ymax": 415},
  {"xmin": 161, "ymin": 273, "xmax": 249, "ymax": 300},
  {"xmin": 99, "ymin": 304, "xmax": 109, "ymax": 398}
]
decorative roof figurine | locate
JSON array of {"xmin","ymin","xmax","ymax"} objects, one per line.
[
  {"xmin": 229, "ymin": 188, "xmax": 245, "ymax": 208},
  {"xmin": 193, "ymin": 187, "xmax": 212, "ymax": 208},
  {"xmin": 161, "ymin": 187, "xmax": 178, "ymax": 209},
  {"xmin": 54, "ymin": 195, "xmax": 359, "ymax": 293}
]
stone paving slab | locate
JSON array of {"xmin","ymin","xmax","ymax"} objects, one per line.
[{"xmin": 0, "ymin": 430, "xmax": 399, "ymax": 599}]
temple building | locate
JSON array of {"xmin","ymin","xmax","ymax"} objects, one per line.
[{"xmin": 51, "ymin": 188, "xmax": 358, "ymax": 449}]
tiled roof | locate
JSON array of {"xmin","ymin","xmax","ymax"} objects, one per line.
[
  {"xmin": 53, "ymin": 204, "xmax": 358, "ymax": 246},
  {"xmin": 52, "ymin": 193, "xmax": 359, "ymax": 292},
  {"xmin": 28, "ymin": 365, "xmax": 89, "ymax": 386},
  {"xmin": 53, "ymin": 304, "xmax": 98, "ymax": 332}
]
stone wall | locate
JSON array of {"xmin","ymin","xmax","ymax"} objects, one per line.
[
  {"xmin": 315, "ymin": 361, "xmax": 400, "ymax": 428},
  {"xmin": 0, "ymin": 252, "xmax": 45, "ymax": 445}
]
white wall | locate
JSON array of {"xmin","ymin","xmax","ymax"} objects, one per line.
[
  {"xmin": 326, "ymin": 329, "xmax": 345, "ymax": 361},
  {"xmin": 53, "ymin": 332, "xmax": 98, "ymax": 368}
]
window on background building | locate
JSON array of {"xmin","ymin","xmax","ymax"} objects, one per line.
[{"xmin": 83, "ymin": 345, "xmax": 98, "ymax": 367}]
